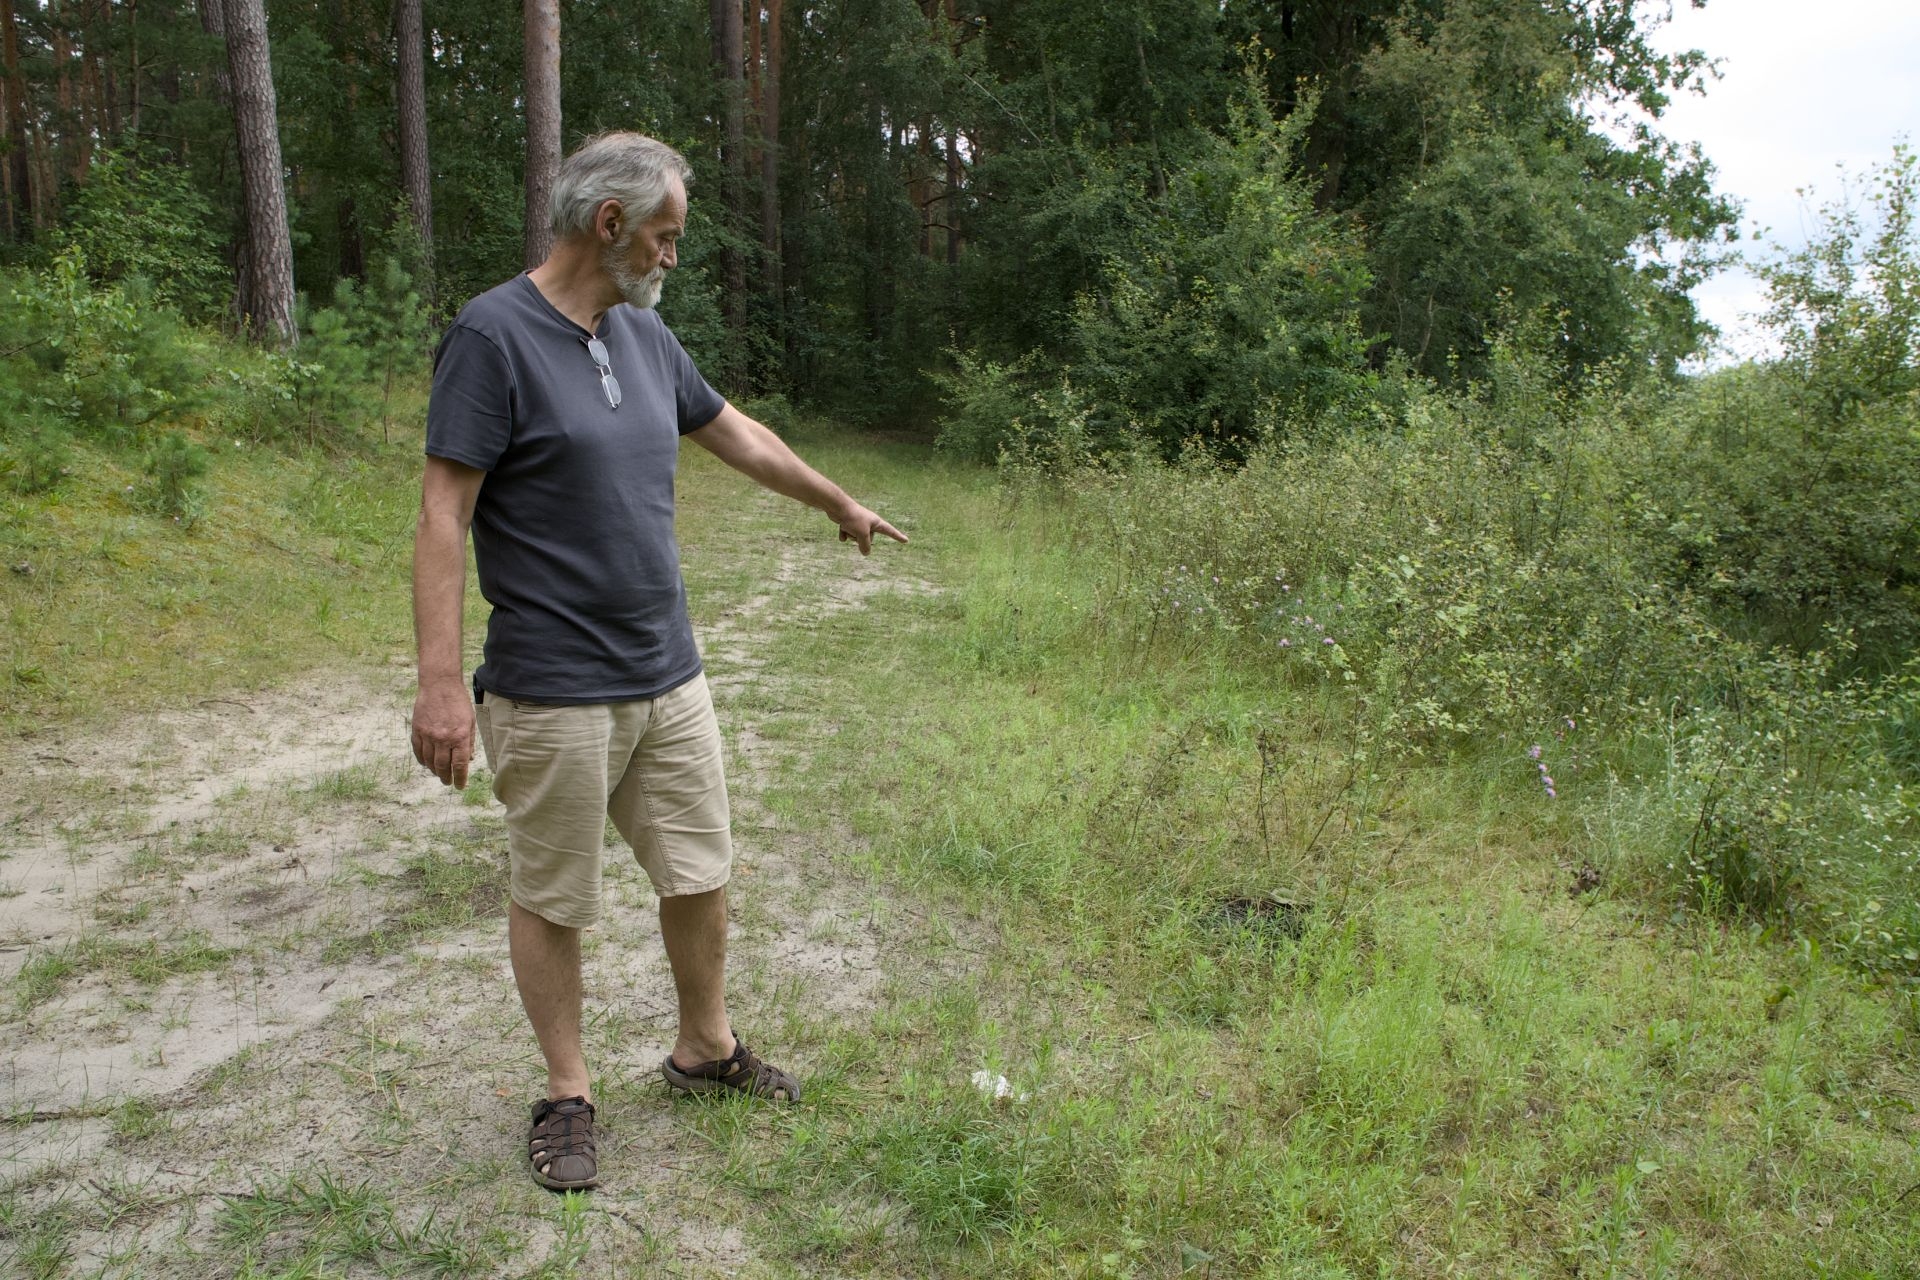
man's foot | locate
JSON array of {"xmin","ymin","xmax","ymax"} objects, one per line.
[
  {"xmin": 661, "ymin": 1038, "xmax": 801, "ymax": 1102},
  {"xmin": 528, "ymin": 1096, "xmax": 599, "ymax": 1190}
]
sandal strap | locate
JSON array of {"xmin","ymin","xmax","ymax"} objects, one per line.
[{"xmin": 531, "ymin": 1097, "xmax": 597, "ymax": 1157}]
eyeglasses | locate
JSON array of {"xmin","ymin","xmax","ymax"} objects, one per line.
[{"xmin": 586, "ymin": 337, "xmax": 622, "ymax": 410}]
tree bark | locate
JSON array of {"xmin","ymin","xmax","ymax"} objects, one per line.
[
  {"xmin": 759, "ymin": 0, "xmax": 781, "ymax": 296},
  {"xmin": 522, "ymin": 0, "xmax": 559, "ymax": 268},
  {"xmin": 225, "ymin": 0, "xmax": 296, "ymax": 344},
  {"xmin": 0, "ymin": 0, "xmax": 32, "ymax": 239},
  {"xmin": 54, "ymin": 3, "xmax": 80, "ymax": 184},
  {"xmin": 710, "ymin": 0, "xmax": 745, "ymax": 331},
  {"xmin": 394, "ymin": 0, "xmax": 433, "ymax": 290}
]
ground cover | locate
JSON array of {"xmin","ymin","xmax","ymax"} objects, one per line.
[{"xmin": 0, "ymin": 422, "xmax": 1914, "ymax": 1278}]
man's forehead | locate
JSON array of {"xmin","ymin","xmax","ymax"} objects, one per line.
[{"xmin": 651, "ymin": 180, "xmax": 688, "ymax": 228}]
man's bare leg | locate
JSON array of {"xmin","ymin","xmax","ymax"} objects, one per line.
[
  {"xmin": 508, "ymin": 900, "xmax": 592, "ymax": 1101},
  {"xmin": 659, "ymin": 886, "xmax": 735, "ymax": 1068}
]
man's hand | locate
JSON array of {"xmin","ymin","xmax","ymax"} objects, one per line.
[
  {"xmin": 834, "ymin": 503, "xmax": 909, "ymax": 556},
  {"xmin": 411, "ymin": 682, "xmax": 476, "ymax": 789}
]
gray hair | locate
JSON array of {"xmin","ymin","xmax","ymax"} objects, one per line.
[{"xmin": 549, "ymin": 133, "xmax": 693, "ymax": 239}]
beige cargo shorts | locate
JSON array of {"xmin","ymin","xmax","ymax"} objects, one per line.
[{"xmin": 475, "ymin": 672, "xmax": 731, "ymax": 928}]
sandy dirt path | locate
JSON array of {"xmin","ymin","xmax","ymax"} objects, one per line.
[{"xmin": 0, "ymin": 497, "xmax": 941, "ymax": 1278}]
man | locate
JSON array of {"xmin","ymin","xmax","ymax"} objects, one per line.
[{"xmin": 408, "ymin": 132, "xmax": 905, "ymax": 1192}]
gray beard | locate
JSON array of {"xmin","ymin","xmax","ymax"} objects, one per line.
[{"xmin": 604, "ymin": 235, "xmax": 664, "ymax": 309}]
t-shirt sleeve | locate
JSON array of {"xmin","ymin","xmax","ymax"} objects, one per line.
[
  {"xmin": 425, "ymin": 323, "xmax": 515, "ymax": 470},
  {"xmin": 665, "ymin": 326, "xmax": 727, "ymax": 434}
]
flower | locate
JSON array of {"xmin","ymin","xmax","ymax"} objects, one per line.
[
  {"xmin": 1278, "ymin": 638, "xmax": 1291, "ymax": 648},
  {"xmin": 1528, "ymin": 745, "xmax": 1543, "ymax": 760},
  {"xmin": 1322, "ymin": 637, "xmax": 1335, "ymax": 646}
]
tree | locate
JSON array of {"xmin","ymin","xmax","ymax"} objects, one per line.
[
  {"xmin": 223, "ymin": 0, "xmax": 295, "ymax": 344},
  {"xmin": 1, "ymin": 0, "xmax": 32, "ymax": 238},
  {"xmin": 710, "ymin": 0, "xmax": 746, "ymax": 332},
  {"xmin": 395, "ymin": 0, "xmax": 434, "ymax": 292},
  {"xmin": 523, "ymin": 0, "xmax": 559, "ymax": 268}
]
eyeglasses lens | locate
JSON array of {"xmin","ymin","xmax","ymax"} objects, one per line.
[{"xmin": 586, "ymin": 338, "xmax": 620, "ymax": 409}]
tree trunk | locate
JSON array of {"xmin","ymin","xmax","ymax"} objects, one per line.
[
  {"xmin": 54, "ymin": 3, "xmax": 80, "ymax": 184},
  {"xmin": 197, "ymin": 0, "xmax": 230, "ymax": 103},
  {"xmin": 759, "ymin": 0, "xmax": 781, "ymax": 298},
  {"xmin": 522, "ymin": 0, "xmax": 559, "ymax": 268},
  {"xmin": 0, "ymin": 0, "xmax": 31, "ymax": 239},
  {"xmin": 394, "ymin": 0, "xmax": 433, "ymax": 291},
  {"xmin": 225, "ymin": 0, "xmax": 296, "ymax": 344},
  {"xmin": 710, "ymin": 0, "xmax": 745, "ymax": 331}
]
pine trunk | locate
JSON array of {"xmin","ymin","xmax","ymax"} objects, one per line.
[
  {"xmin": 759, "ymin": 0, "xmax": 781, "ymax": 299},
  {"xmin": 225, "ymin": 0, "xmax": 296, "ymax": 345},
  {"xmin": 522, "ymin": 0, "xmax": 559, "ymax": 268},
  {"xmin": 710, "ymin": 0, "xmax": 745, "ymax": 331},
  {"xmin": 394, "ymin": 0, "xmax": 433, "ymax": 290},
  {"xmin": 0, "ymin": 0, "xmax": 31, "ymax": 239}
]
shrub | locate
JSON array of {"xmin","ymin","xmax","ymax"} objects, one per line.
[
  {"xmin": 57, "ymin": 148, "xmax": 230, "ymax": 323},
  {"xmin": 1064, "ymin": 85, "xmax": 1375, "ymax": 456},
  {"xmin": 136, "ymin": 431, "xmax": 212, "ymax": 524}
]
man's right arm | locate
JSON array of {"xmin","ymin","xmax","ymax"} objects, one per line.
[{"xmin": 411, "ymin": 455, "xmax": 487, "ymax": 788}]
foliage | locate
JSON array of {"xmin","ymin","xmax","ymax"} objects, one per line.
[
  {"xmin": 1620, "ymin": 151, "xmax": 1920, "ymax": 657},
  {"xmin": 4, "ymin": 250, "xmax": 216, "ymax": 439},
  {"xmin": 136, "ymin": 431, "xmax": 212, "ymax": 525},
  {"xmin": 1064, "ymin": 83, "xmax": 1376, "ymax": 453},
  {"xmin": 56, "ymin": 148, "xmax": 230, "ymax": 322},
  {"xmin": 292, "ymin": 231, "xmax": 435, "ymax": 441}
]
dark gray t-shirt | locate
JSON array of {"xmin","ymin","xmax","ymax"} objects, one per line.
[{"xmin": 425, "ymin": 273, "xmax": 726, "ymax": 704}]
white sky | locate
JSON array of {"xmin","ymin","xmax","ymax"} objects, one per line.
[{"xmin": 1635, "ymin": 0, "xmax": 1920, "ymax": 359}]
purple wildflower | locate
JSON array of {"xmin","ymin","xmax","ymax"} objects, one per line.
[{"xmin": 1528, "ymin": 745, "xmax": 1543, "ymax": 760}]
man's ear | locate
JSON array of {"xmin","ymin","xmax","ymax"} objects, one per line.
[{"xmin": 595, "ymin": 198, "xmax": 624, "ymax": 243}]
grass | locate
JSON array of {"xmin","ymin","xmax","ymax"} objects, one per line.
[
  {"xmin": 0, "ymin": 385, "xmax": 455, "ymax": 737},
  {"xmin": 1, "ymin": 415, "xmax": 1913, "ymax": 1276},
  {"xmin": 10, "ymin": 930, "xmax": 234, "ymax": 1011},
  {"xmin": 661, "ymin": 426, "xmax": 1920, "ymax": 1277}
]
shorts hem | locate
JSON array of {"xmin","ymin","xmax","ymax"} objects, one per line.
[
  {"xmin": 509, "ymin": 891, "xmax": 600, "ymax": 930},
  {"xmin": 653, "ymin": 869, "xmax": 731, "ymax": 899}
]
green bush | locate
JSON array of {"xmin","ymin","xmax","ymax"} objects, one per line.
[
  {"xmin": 57, "ymin": 148, "xmax": 231, "ymax": 323},
  {"xmin": 1623, "ymin": 150, "xmax": 1920, "ymax": 658},
  {"xmin": 1065, "ymin": 84, "xmax": 1375, "ymax": 456},
  {"xmin": 295, "ymin": 231, "xmax": 432, "ymax": 440},
  {"xmin": 136, "ymin": 430, "xmax": 212, "ymax": 524},
  {"xmin": 5, "ymin": 250, "xmax": 216, "ymax": 438}
]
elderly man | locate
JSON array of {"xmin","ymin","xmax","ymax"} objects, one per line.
[{"xmin": 409, "ymin": 132, "xmax": 904, "ymax": 1191}]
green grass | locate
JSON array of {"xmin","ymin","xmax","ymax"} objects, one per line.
[
  {"xmin": 669, "ymin": 426, "xmax": 1920, "ymax": 1277},
  {"xmin": 0, "ymin": 385, "xmax": 450, "ymax": 736},
  {"xmin": 11, "ymin": 930, "xmax": 235, "ymax": 1011},
  {"xmin": 2, "ymin": 416, "xmax": 1914, "ymax": 1276}
]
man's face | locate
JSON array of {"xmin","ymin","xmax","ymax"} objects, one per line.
[{"xmin": 603, "ymin": 178, "xmax": 686, "ymax": 310}]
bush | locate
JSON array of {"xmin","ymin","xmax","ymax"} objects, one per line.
[
  {"xmin": 295, "ymin": 230, "xmax": 433, "ymax": 441},
  {"xmin": 1064, "ymin": 88, "xmax": 1376, "ymax": 455},
  {"xmin": 4, "ymin": 250, "xmax": 217, "ymax": 439},
  {"xmin": 136, "ymin": 430, "xmax": 212, "ymax": 524},
  {"xmin": 58, "ymin": 148, "xmax": 230, "ymax": 323}
]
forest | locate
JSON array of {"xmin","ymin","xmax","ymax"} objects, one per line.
[{"xmin": 1, "ymin": 1, "xmax": 1917, "ymax": 1276}]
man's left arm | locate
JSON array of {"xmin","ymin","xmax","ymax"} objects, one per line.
[{"xmin": 686, "ymin": 403, "xmax": 908, "ymax": 555}]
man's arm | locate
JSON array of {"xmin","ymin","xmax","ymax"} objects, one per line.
[
  {"xmin": 686, "ymin": 403, "xmax": 907, "ymax": 554},
  {"xmin": 411, "ymin": 455, "xmax": 487, "ymax": 788}
]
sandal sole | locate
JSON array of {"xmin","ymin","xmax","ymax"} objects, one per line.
[{"xmin": 660, "ymin": 1057, "xmax": 799, "ymax": 1102}]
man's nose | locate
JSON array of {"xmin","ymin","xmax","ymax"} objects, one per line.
[{"xmin": 662, "ymin": 242, "xmax": 677, "ymax": 270}]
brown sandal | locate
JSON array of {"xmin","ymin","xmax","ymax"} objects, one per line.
[
  {"xmin": 661, "ymin": 1038, "xmax": 801, "ymax": 1103},
  {"xmin": 528, "ymin": 1096, "xmax": 598, "ymax": 1191}
]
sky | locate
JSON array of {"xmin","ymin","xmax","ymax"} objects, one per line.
[{"xmin": 1634, "ymin": 0, "xmax": 1920, "ymax": 360}]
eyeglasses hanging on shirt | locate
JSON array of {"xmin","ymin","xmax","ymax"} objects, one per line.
[{"xmin": 586, "ymin": 337, "xmax": 622, "ymax": 410}]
